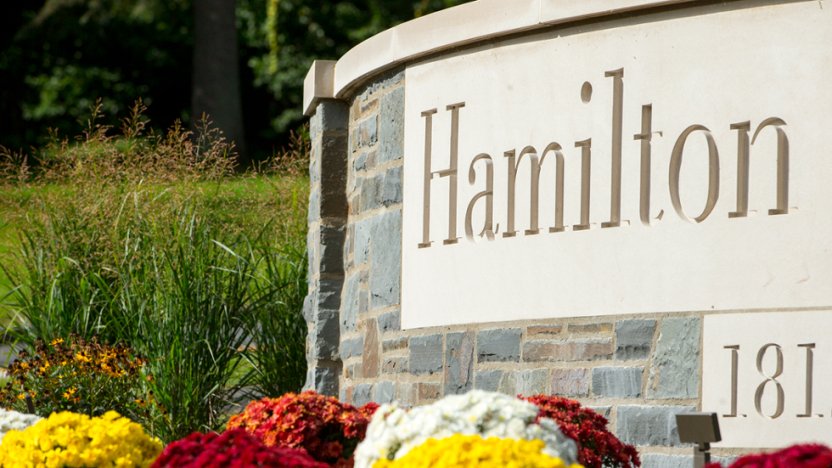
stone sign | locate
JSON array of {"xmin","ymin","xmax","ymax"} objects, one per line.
[
  {"xmin": 401, "ymin": 1, "xmax": 832, "ymax": 329},
  {"xmin": 703, "ymin": 311, "xmax": 832, "ymax": 448},
  {"xmin": 302, "ymin": 0, "xmax": 832, "ymax": 462}
]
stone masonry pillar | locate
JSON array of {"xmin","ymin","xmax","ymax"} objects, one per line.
[{"xmin": 303, "ymin": 97, "xmax": 349, "ymax": 396}]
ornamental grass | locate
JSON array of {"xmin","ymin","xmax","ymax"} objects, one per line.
[
  {"xmin": 226, "ymin": 390, "xmax": 376, "ymax": 466},
  {"xmin": 524, "ymin": 394, "xmax": 641, "ymax": 468},
  {"xmin": 151, "ymin": 428, "xmax": 327, "ymax": 468},
  {"xmin": 0, "ymin": 410, "xmax": 162, "ymax": 467},
  {"xmin": 373, "ymin": 434, "xmax": 584, "ymax": 468}
]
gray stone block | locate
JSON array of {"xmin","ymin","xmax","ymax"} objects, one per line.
[
  {"xmin": 551, "ymin": 368, "xmax": 590, "ymax": 396},
  {"xmin": 369, "ymin": 211, "xmax": 402, "ymax": 308},
  {"xmin": 317, "ymin": 279, "xmax": 343, "ymax": 312},
  {"xmin": 396, "ymin": 382, "xmax": 417, "ymax": 408},
  {"xmin": 304, "ymin": 363, "xmax": 340, "ymax": 397},
  {"xmin": 302, "ymin": 293, "xmax": 315, "ymax": 322},
  {"xmin": 317, "ymin": 99, "xmax": 349, "ymax": 131},
  {"xmin": 378, "ymin": 310, "xmax": 401, "ymax": 332},
  {"xmin": 319, "ymin": 225, "xmax": 345, "ymax": 275},
  {"xmin": 475, "ymin": 370, "xmax": 503, "ymax": 392},
  {"xmin": 354, "ymin": 217, "xmax": 373, "ymax": 265},
  {"xmin": 306, "ymin": 229, "xmax": 318, "ymax": 276},
  {"xmin": 379, "ymin": 87, "xmax": 405, "ymax": 163},
  {"xmin": 497, "ymin": 372, "xmax": 517, "ymax": 394},
  {"xmin": 354, "ymin": 383, "xmax": 373, "ymax": 406},
  {"xmin": 640, "ymin": 454, "xmax": 691, "ymax": 468},
  {"xmin": 359, "ymin": 289, "xmax": 369, "ymax": 315},
  {"xmin": 341, "ymin": 274, "xmax": 360, "ymax": 332},
  {"xmin": 309, "ymin": 109, "xmax": 322, "ymax": 142},
  {"xmin": 344, "ymin": 224, "xmax": 354, "ymax": 262},
  {"xmin": 353, "ymin": 151, "xmax": 369, "ymax": 172},
  {"xmin": 319, "ymin": 135, "xmax": 349, "ymax": 217},
  {"xmin": 307, "ymin": 188, "xmax": 320, "ymax": 223},
  {"xmin": 516, "ymin": 369, "xmax": 549, "ymax": 396},
  {"xmin": 649, "ymin": 317, "xmax": 701, "ymax": 399},
  {"xmin": 592, "ymin": 367, "xmax": 643, "ymax": 398},
  {"xmin": 445, "ymin": 331, "xmax": 475, "ymax": 395},
  {"xmin": 310, "ymin": 310, "xmax": 339, "ymax": 360},
  {"xmin": 359, "ymin": 174, "xmax": 382, "ymax": 212},
  {"xmin": 340, "ymin": 336, "xmax": 364, "ymax": 360},
  {"xmin": 373, "ymin": 381, "xmax": 395, "ymax": 404},
  {"xmin": 477, "ymin": 328, "xmax": 521, "ymax": 362},
  {"xmin": 616, "ymin": 405, "xmax": 695, "ymax": 446},
  {"xmin": 350, "ymin": 127, "xmax": 359, "ymax": 152},
  {"xmin": 410, "ymin": 334, "xmax": 443, "ymax": 375},
  {"xmin": 382, "ymin": 357, "xmax": 407, "ymax": 374},
  {"xmin": 359, "ymin": 167, "xmax": 403, "ymax": 212},
  {"xmin": 309, "ymin": 144, "xmax": 321, "ymax": 184},
  {"xmin": 355, "ymin": 69, "xmax": 404, "ymax": 103},
  {"xmin": 616, "ymin": 319, "xmax": 656, "ymax": 360},
  {"xmin": 357, "ymin": 116, "xmax": 378, "ymax": 148},
  {"xmin": 381, "ymin": 166, "xmax": 403, "ymax": 206}
]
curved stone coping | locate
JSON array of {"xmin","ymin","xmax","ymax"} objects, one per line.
[{"xmin": 303, "ymin": 0, "xmax": 700, "ymax": 116}]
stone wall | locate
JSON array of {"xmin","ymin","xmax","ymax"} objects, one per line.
[{"xmin": 305, "ymin": 68, "xmax": 736, "ymax": 467}]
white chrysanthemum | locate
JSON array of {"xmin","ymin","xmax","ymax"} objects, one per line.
[
  {"xmin": 353, "ymin": 390, "xmax": 577, "ymax": 468},
  {"xmin": 0, "ymin": 408, "xmax": 42, "ymax": 443}
]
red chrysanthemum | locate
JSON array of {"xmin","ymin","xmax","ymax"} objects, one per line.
[
  {"xmin": 707, "ymin": 444, "xmax": 832, "ymax": 468},
  {"xmin": 225, "ymin": 391, "xmax": 377, "ymax": 466},
  {"xmin": 151, "ymin": 428, "xmax": 327, "ymax": 468},
  {"xmin": 523, "ymin": 394, "xmax": 641, "ymax": 468}
]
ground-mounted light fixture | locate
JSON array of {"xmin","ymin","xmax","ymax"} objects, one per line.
[{"xmin": 676, "ymin": 412, "xmax": 721, "ymax": 468}]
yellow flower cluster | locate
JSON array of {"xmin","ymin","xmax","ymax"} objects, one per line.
[
  {"xmin": 0, "ymin": 411, "xmax": 162, "ymax": 467},
  {"xmin": 373, "ymin": 434, "xmax": 585, "ymax": 468}
]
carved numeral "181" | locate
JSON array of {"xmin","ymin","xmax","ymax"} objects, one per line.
[{"xmin": 723, "ymin": 343, "xmax": 816, "ymax": 419}]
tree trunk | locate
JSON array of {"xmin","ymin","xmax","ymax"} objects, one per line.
[{"xmin": 192, "ymin": 0, "xmax": 247, "ymax": 165}]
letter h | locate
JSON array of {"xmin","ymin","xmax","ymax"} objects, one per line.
[{"xmin": 419, "ymin": 103, "xmax": 465, "ymax": 248}]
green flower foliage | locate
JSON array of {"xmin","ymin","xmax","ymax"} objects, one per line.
[{"xmin": 0, "ymin": 335, "xmax": 158, "ymax": 427}]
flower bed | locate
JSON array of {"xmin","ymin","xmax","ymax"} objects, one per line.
[
  {"xmin": 0, "ymin": 390, "xmax": 638, "ymax": 467},
  {"xmin": 6, "ymin": 388, "xmax": 829, "ymax": 468}
]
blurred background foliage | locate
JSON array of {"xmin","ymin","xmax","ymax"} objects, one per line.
[{"xmin": 0, "ymin": 0, "xmax": 467, "ymax": 164}]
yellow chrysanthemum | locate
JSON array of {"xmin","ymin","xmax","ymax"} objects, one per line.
[
  {"xmin": 373, "ymin": 434, "xmax": 585, "ymax": 468},
  {"xmin": 0, "ymin": 411, "xmax": 162, "ymax": 468}
]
